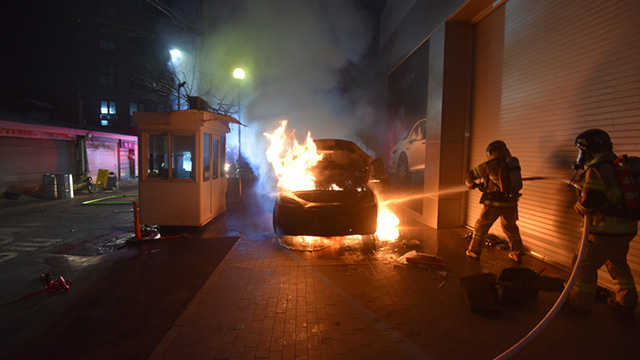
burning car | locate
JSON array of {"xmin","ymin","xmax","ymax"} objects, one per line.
[{"xmin": 272, "ymin": 139, "xmax": 379, "ymax": 237}]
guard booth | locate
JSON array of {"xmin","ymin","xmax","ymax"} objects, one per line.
[{"xmin": 133, "ymin": 109, "xmax": 239, "ymax": 227}]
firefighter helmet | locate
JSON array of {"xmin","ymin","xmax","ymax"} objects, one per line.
[
  {"xmin": 575, "ymin": 129, "xmax": 613, "ymax": 154},
  {"xmin": 573, "ymin": 129, "xmax": 613, "ymax": 170},
  {"xmin": 486, "ymin": 140, "xmax": 509, "ymax": 160}
]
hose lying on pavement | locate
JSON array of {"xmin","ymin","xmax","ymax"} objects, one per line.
[
  {"xmin": 81, "ymin": 194, "xmax": 138, "ymax": 205},
  {"xmin": 494, "ymin": 177, "xmax": 589, "ymax": 359}
]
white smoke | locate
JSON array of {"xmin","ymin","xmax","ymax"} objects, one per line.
[{"xmin": 161, "ymin": 0, "xmax": 381, "ymax": 208}]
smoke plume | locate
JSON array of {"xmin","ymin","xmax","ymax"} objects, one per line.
[{"xmin": 162, "ymin": 0, "xmax": 382, "ymax": 205}]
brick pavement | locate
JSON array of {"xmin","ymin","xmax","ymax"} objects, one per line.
[{"xmin": 149, "ymin": 192, "xmax": 639, "ymax": 360}]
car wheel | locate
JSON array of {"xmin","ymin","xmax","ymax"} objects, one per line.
[{"xmin": 397, "ymin": 153, "xmax": 409, "ymax": 185}]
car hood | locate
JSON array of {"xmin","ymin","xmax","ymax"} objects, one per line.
[{"xmin": 311, "ymin": 139, "xmax": 372, "ymax": 189}]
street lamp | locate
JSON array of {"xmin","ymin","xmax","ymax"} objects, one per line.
[
  {"xmin": 170, "ymin": 49, "xmax": 181, "ymax": 62},
  {"xmin": 233, "ymin": 68, "xmax": 245, "ymax": 81},
  {"xmin": 233, "ymin": 68, "xmax": 245, "ymax": 196},
  {"xmin": 170, "ymin": 49, "xmax": 186, "ymax": 110}
]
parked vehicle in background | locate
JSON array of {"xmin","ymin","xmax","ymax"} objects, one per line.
[{"xmin": 388, "ymin": 118, "xmax": 427, "ymax": 185}]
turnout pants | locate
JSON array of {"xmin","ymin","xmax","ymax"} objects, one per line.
[
  {"xmin": 468, "ymin": 205, "xmax": 523, "ymax": 255},
  {"xmin": 570, "ymin": 233, "xmax": 638, "ymax": 311}
]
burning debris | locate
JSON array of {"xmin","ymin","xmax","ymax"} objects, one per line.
[{"xmin": 264, "ymin": 120, "xmax": 401, "ymax": 251}]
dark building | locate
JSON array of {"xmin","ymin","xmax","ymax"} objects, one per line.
[
  {"xmin": 0, "ymin": 0, "xmax": 175, "ymax": 195},
  {"xmin": 0, "ymin": 0, "xmax": 171, "ymax": 135}
]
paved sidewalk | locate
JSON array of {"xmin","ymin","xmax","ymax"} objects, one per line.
[{"xmin": 148, "ymin": 189, "xmax": 639, "ymax": 360}]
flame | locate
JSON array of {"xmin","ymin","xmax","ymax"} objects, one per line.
[
  {"xmin": 375, "ymin": 200, "xmax": 400, "ymax": 242},
  {"xmin": 264, "ymin": 120, "xmax": 323, "ymax": 191},
  {"xmin": 265, "ymin": 120, "xmax": 400, "ymax": 245}
]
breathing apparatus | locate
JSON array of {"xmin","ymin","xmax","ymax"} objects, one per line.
[{"xmin": 569, "ymin": 128, "xmax": 613, "ymax": 188}]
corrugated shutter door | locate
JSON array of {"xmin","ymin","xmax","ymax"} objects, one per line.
[
  {"xmin": 467, "ymin": 0, "xmax": 640, "ymax": 284},
  {"xmin": 86, "ymin": 140, "xmax": 118, "ymax": 176},
  {"xmin": 0, "ymin": 137, "xmax": 75, "ymax": 189}
]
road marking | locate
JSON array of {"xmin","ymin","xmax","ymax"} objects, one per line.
[
  {"xmin": 3, "ymin": 238, "xmax": 62, "ymax": 251},
  {"xmin": 7, "ymin": 245, "xmax": 39, "ymax": 251},
  {"xmin": 0, "ymin": 236, "xmax": 13, "ymax": 245},
  {"xmin": 0, "ymin": 252, "xmax": 18, "ymax": 263}
]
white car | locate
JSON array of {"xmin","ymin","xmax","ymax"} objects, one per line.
[{"xmin": 388, "ymin": 118, "xmax": 427, "ymax": 184}]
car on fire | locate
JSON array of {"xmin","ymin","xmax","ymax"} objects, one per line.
[
  {"xmin": 388, "ymin": 118, "xmax": 427, "ymax": 184},
  {"xmin": 272, "ymin": 139, "xmax": 382, "ymax": 237}
]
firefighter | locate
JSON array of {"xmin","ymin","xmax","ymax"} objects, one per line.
[
  {"xmin": 568, "ymin": 129, "xmax": 638, "ymax": 314},
  {"xmin": 465, "ymin": 140, "xmax": 524, "ymax": 262}
]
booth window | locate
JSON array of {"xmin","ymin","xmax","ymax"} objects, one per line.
[
  {"xmin": 212, "ymin": 138, "xmax": 219, "ymax": 179},
  {"xmin": 203, "ymin": 133, "xmax": 211, "ymax": 181},
  {"xmin": 172, "ymin": 134, "xmax": 195, "ymax": 179},
  {"xmin": 147, "ymin": 133, "xmax": 168, "ymax": 178},
  {"xmin": 220, "ymin": 136, "xmax": 226, "ymax": 176}
]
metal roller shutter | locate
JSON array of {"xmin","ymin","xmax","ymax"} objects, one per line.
[
  {"xmin": 466, "ymin": 0, "xmax": 640, "ymax": 286},
  {"xmin": 0, "ymin": 137, "xmax": 75, "ymax": 191},
  {"xmin": 86, "ymin": 139, "xmax": 118, "ymax": 177}
]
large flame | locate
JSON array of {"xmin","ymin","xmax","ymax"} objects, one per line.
[
  {"xmin": 376, "ymin": 201, "xmax": 400, "ymax": 241},
  {"xmin": 264, "ymin": 120, "xmax": 322, "ymax": 192},
  {"xmin": 264, "ymin": 120, "xmax": 400, "ymax": 244}
]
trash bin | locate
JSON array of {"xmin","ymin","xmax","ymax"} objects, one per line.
[
  {"xmin": 56, "ymin": 174, "xmax": 74, "ymax": 199},
  {"xmin": 42, "ymin": 174, "xmax": 57, "ymax": 199}
]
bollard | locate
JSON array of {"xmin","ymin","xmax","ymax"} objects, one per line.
[{"xmin": 133, "ymin": 201, "xmax": 141, "ymax": 241}]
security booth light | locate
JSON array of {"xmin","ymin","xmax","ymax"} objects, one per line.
[{"xmin": 133, "ymin": 109, "xmax": 240, "ymax": 227}]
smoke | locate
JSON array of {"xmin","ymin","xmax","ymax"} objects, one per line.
[{"xmin": 161, "ymin": 0, "xmax": 382, "ymax": 207}]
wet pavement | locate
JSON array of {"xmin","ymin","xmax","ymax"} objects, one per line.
[{"xmin": 1, "ymin": 179, "xmax": 639, "ymax": 359}]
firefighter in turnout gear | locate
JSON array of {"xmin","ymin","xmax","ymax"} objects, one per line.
[
  {"xmin": 569, "ymin": 129, "xmax": 638, "ymax": 314},
  {"xmin": 465, "ymin": 140, "xmax": 524, "ymax": 262}
]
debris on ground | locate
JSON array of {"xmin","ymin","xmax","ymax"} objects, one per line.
[
  {"xmin": 462, "ymin": 231, "xmax": 510, "ymax": 250},
  {"xmin": 485, "ymin": 234, "xmax": 509, "ymax": 249},
  {"xmin": 1, "ymin": 273, "xmax": 71, "ymax": 307},
  {"xmin": 396, "ymin": 250, "xmax": 445, "ymax": 270}
]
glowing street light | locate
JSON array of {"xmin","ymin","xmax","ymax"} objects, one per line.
[
  {"xmin": 170, "ymin": 49, "xmax": 181, "ymax": 62},
  {"xmin": 233, "ymin": 67, "xmax": 245, "ymax": 80}
]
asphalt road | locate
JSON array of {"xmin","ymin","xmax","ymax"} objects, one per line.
[{"xmin": 0, "ymin": 179, "xmax": 244, "ymax": 360}]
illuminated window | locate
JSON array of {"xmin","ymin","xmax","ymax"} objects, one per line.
[
  {"xmin": 146, "ymin": 134, "xmax": 168, "ymax": 178},
  {"xmin": 171, "ymin": 135, "xmax": 195, "ymax": 179},
  {"xmin": 100, "ymin": 100, "xmax": 117, "ymax": 126},
  {"xmin": 203, "ymin": 133, "xmax": 210, "ymax": 181}
]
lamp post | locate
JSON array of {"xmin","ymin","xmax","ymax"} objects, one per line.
[{"xmin": 233, "ymin": 67, "xmax": 245, "ymax": 196}]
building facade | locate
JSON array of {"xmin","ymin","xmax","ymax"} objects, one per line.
[
  {"xmin": 380, "ymin": 0, "xmax": 640, "ymax": 288},
  {"xmin": 0, "ymin": 0, "xmax": 176, "ymax": 195},
  {"xmin": 0, "ymin": 119, "xmax": 137, "ymax": 196}
]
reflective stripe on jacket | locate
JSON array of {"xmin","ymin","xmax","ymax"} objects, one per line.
[{"xmin": 575, "ymin": 154, "xmax": 638, "ymax": 235}]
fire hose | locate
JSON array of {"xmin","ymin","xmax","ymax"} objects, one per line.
[{"xmin": 494, "ymin": 176, "xmax": 589, "ymax": 359}]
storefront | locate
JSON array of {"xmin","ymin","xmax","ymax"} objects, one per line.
[{"xmin": 0, "ymin": 119, "xmax": 138, "ymax": 197}]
